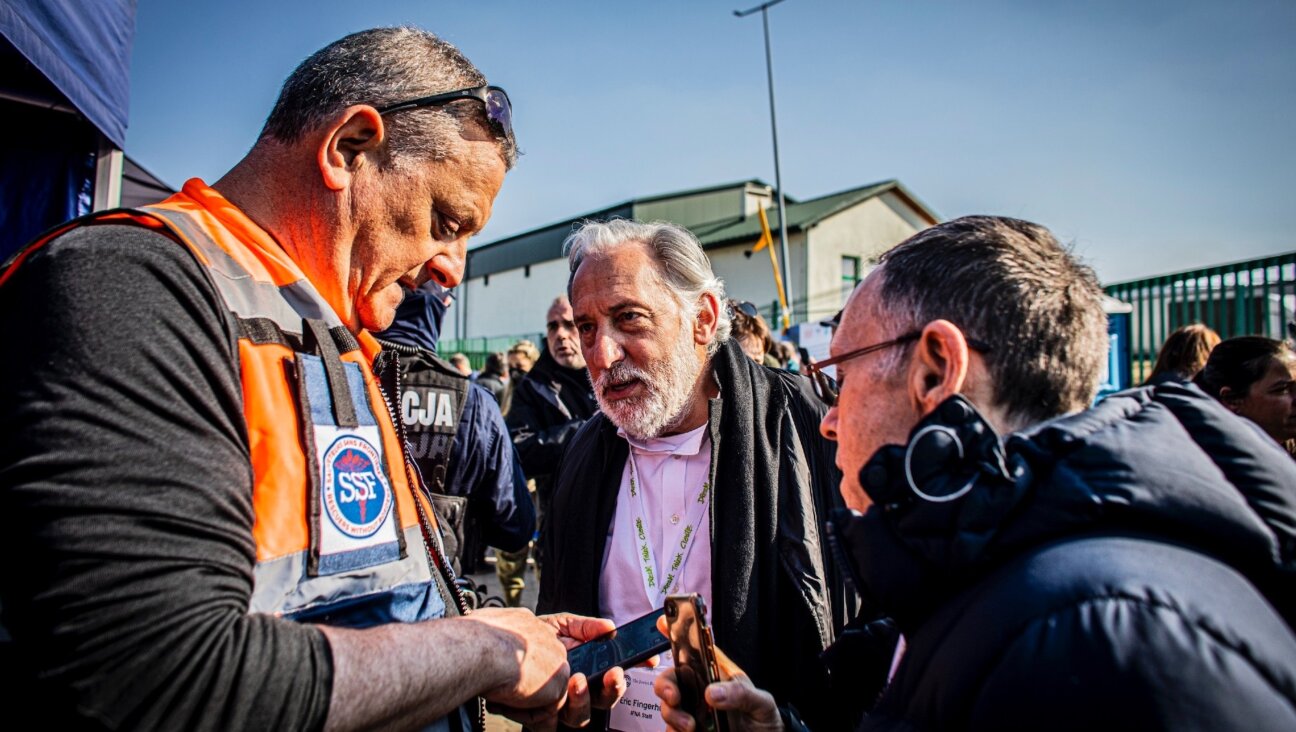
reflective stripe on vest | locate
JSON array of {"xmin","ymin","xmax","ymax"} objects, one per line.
[
  {"xmin": 4, "ymin": 186, "xmax": 454, "ymax": 626},
  {"xmin": 137, "ymin": 199, "xmax": 452, "ymax": 621}
]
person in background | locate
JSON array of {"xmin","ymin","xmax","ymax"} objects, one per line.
[
  {"xmin": 501, "ymin": 339, "xmax": 541, "ymax": 415},
  {"xmin": 496, "ymin": 338, "xmax": 544, "ymax": 605},
  {"xmin": 1145, "ymin": 322, "xmax": 1220, "ymax": 384},
  {"xmin": 500, "ymin": 296, "xmax": 598, "ymax": 608},
  {"xmin": 728, "ymin": 299, "xmax": 780, "ymax": 367},
  {"xmin": 477, "ymin": 351, "xmax": 509, "ymax": 404},
  {"xmin": 448, "ymin": 352, "xmax": 474, "ymax": 378},
  {"xmin": 508, "ymin": 339, "xmax": 540, "ymax": 380},
  {"xmin": 655, "ymin": 216, "xmax": 1296, "ymax": 731},
  {"xmin": 1196, "ymin": 335, "xmax": 1296, "ymax": 454},
  {"xmin": 776, "ymin": 340, "xmax": 802, "ymax": 372}
]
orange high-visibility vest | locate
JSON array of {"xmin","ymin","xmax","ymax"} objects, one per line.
[{"xmin": 2, "ymin": 179, "xmax": 462, "ymax": 625}]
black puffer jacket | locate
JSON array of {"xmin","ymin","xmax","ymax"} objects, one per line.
[{"xmin": 831, "ymin": 382, "xmax": 1296, "ymax": 731}]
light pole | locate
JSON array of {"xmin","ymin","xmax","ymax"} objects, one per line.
[{"xmin": 734, "ymin": 0, "xmax": 794, "ymax": 326}]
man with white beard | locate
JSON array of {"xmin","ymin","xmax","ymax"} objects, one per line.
[{"xmin": 537, "ymin": 219, "xmax": 857, "ymax": 732}]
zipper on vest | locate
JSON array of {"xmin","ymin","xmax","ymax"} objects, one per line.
[
  {"xmin": 375, "ymin": 350, "xmax": 469, "ymax": 614},
  {"xmin": 374, "ymin": 350, "xmax": 484, "ymax": 732}
]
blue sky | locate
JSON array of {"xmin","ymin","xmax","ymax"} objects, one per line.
[{"xmin": 126, "ymin": 0, "xmax": 1295, "ymax": 283}]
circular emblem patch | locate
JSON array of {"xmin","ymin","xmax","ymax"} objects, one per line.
[{"xmin": 322, "ymin": 435, "xmax": 393, "ymax": 539}]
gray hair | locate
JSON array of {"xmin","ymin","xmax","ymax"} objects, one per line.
[
  {"xmin": 259, "ymin": 27, "xmax": 516, "ymax": 169},
  {"xmin": 564, "ymin": 219, "xmax": 731, "ymax": 355},
  {"xmin": 873, "ymin": 215, "xmax": 1108, "ymax": 426}
]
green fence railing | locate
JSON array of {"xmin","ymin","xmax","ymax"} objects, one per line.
[
  {"xmin": 437, "ymin": 333, "xmax": 544, "ymax": 370},
  {"xmin": 1104, "ymin": 252, "xmax": 1296, "ymax": 383}
]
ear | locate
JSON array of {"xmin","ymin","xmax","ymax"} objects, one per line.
[
  {"xmin": 1218, "ymin": 386, "xmax": 1243, "ymax": 413},
  {"xmin": 317, "ymin": 105, "xmax": 387, "ymax": 192},
  {"xmin": 906, "ymin": 319, "xmax": 971, "ymax": 417},
  {"xmin": 693, "ymin": 291, "xmax": 721, "ymax": 347}
]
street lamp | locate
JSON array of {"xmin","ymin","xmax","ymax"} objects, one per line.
[{"xmin": 734, "ymin": 0, "xmax": 794, "ymax": 325}]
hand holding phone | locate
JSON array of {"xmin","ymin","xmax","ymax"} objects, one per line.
[
  {"xmin": 664, "ymin": 594, "xmax": 727, "ymax": 732},
  {"xmin": 565, "ymin": 608, "xmax": 668, "ymax": 685}
]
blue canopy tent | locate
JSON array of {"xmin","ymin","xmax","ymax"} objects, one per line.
[{"xmin": 0, "ymin": 0, "xmax": 139, "ymax": 261}]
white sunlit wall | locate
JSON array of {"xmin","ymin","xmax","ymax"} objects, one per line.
[
  {"xmin": 449, "ymin": 257, "xmax": 571, "ymax": 341},
  {"xmin": 801, "ymin": 193, "xmax": 930, "ymax": 323}
]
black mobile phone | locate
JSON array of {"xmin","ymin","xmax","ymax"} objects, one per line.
[
  {"xmin": 566, "ymin": 608, "xmax": 669, "ymax": 682},
  {"xmin": 664, "ymin": 594, "xmax": 727, "ymax": 732}
]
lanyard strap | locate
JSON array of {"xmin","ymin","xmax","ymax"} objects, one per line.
[{"xmin": 626, "ymin": 447, "xmax": 712, "ymax": 604}]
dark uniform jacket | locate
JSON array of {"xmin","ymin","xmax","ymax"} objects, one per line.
[
  {"xmin": 378, "ymin": 289, "xmax": 534, "ymax": 569},
  {"xmin": 505, "ymin": 350, "xmax": 598, "ymax": 506},
  {"xmin": 827, "ymin": 383, "xmax": 1296, "ymax": 731},
  {"xmin": 539, "ymin": 339, "xmax": 858, "ymax": 730}
]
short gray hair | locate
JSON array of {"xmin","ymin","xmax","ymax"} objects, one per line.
[
  {"xmin": 564, "ymin": 219, "xmax": 731, "ymax": 354},
  {"xmin": 874, "ymin": 215, "xmax": 1108, "ymax": 425},
  {"xmin": 259, "ymin": 27, "xmax": 516, "ymax": 169}
]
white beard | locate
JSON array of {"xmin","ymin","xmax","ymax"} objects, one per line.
[{"xmin": 594, "ymin": 332, "xmax": 703, "ymax": 441}]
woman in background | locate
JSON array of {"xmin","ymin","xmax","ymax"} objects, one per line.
[
  {"xmin": 1146, "ymin": 323, "xmax": 1220, "ymax": 384},
  {"xmin": 1196, "ymin": 336, "xmax": 1296, "ymax": 455},
  {"xmin": 729, "ymin": 299, "xmax": 780, "ymax": 367}
]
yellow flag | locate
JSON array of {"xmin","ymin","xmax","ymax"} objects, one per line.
[
  {"xmin": 753, "ymin": 206, "xmax": 773, "ymax": 252},
  {"xmin": 754, "ymin": 206, "xmax": 789, "ymax": 330}
]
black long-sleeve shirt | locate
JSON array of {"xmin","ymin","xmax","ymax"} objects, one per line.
[{"xmin": 0, "ymin": 224, "xmax": 331, "ymax": 730}]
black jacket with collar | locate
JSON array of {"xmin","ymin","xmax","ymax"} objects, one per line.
[
  {"xmin": 830, "ymin": 383, "xmax": 1296, "ymax": 731},
  {"xmin": 538, "ymin": 339, "xmax": 858, "ymax": 730},
  {"xmin": 505, "ymin": 350, "xmax": 598, "ymax": 502}
]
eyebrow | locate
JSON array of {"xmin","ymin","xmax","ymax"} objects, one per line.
[
  {"xmin": 573, "ymin": 299, "xmax": 649, "ymax": 322},
  {"xmin": 608, "ymin": 299, "xmax": 650, "ymax": 315}
]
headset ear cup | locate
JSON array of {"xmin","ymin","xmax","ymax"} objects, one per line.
[
  {"xmin": 910, "ymin": 427, "xmax": 961, "ymax": 482},
  {"xmin": 906, "ymin": 425, "xmax": 977, "ymax": 503}
]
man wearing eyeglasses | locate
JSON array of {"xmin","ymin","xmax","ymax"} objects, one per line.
[
  {"xmin": 655, "ymin": 216, "xmax": 1296, "ymax": 730},
  {"xmin": 0, "ymin": 27, "xmax": 618, "ymax": 731},
  {"xmin": 538, "ymin": 219, "xmax": 858, "ymax": 732}
]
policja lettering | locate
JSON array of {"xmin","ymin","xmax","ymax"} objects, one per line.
[
  {"xmin": 377, "ymin": 341, "xmax": 473, "ymax": 571},
  {"xmin": 401, "ymin": 387, "xmax": 457, "ymax": 429}
]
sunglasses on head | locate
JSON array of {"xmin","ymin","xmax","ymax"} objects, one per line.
[
  {"xmin": 734, "ymin": 301, "xmax": 760, "ymax": 319},
  {"xmin": 375, "ymin": 84, "xmax": 514, "ymax": 143}
]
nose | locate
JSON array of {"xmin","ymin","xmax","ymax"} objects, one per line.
[
  {"xmin": 820, "ymin": 406, "xmax": 839, "ymax": 442},
  {"xmin": 586, "ymin": 330, "xmax": 625, "ymax": 372},
  {"xmin": 425, "ymin": 239, "xmax": 468, "ymax": 288}
]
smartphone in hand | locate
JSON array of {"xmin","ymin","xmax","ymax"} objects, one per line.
[
  {"xmin": 665, "ymin": 594, "xmax": 727, "ymax": 732},
  {"xmin": 566, "ymin": 608, "xmax": 668, "ymax": 685}
]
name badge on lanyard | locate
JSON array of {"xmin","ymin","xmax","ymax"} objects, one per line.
[{"xmin": 608, "ymin": 653, "xmax": 672, "ymax": 732}]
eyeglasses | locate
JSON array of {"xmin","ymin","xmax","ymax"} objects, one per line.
[
  {"xmin": 804, "ymin": 330, "xmax": 993, "ymax": 406},
  {"xmin": 375, "ymin": 84, "xmax": 514, "ymax": 142}
]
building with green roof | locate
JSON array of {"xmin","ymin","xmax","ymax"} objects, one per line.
[{"xmin": 442, "ymin": 178, "xmax": 939, "ymax": 342}]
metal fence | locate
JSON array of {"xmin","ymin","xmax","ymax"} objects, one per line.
[
  {"xmin": 437, "ymin": 333, "xmax": 544, "ymax": 370},
  {"xmin": 1104, "ymin": 252, "xmax": 1296, "ymax": 383}
]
